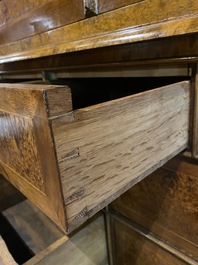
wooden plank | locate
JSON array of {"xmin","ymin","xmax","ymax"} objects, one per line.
[
  {"xmin": 3, "ymin": 200, "xmax": 64, "ymax": 254},
  {"xmin": 111, "ymin": 156, "xmax": 198, "ymax": 260},
  {"xmin": 51, "ymin": 81, "xmax": 190, "ymax": 232},
  {"xmin": 25, "ymin": 214, "xmax": 108, "ymax": 265},
  {"xmin": 0, "ymin": 236, "xmax": 17, "ymax": 265},
  {"xmin": 111, "ymin": 217, "xmax": 196, "ymax": 265},
  {"xmin": 0, "ymin": 0, "xmax": 85, "ymax": 45},
  {"xmin": 0, "ymin": 64, "xmax": 190, "ymax": 79},
  {"xmin": 53, "ymin": 64, "xmax": 189, "ymax": 78},
  {"xmin": 1, "ymin": 0, "xmax": 198, "ymax": 63},
  {"xmin": 0, "ymin": 83, "xmax": 71, "ymax": 231}
]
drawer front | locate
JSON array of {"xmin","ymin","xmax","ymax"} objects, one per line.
[
  {"xmin": 0, "ymin": 81, "xmax": 190, "ymax": 232},
  {"xmin": 0, "ymin": 83, "xmax": 71, "ymax": 231},
  {"xmin": 111, "ymin": 218, "xmax": 191, "ymax": 265},
  {"xmin": 0, "ymin": 0, "xmax": 85, "ymax": 45},
  {"xmin": 111, "ymin": 157, "xmax": 198, "ymax": 260}
]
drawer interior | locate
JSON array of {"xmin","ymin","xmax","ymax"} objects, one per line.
[{"xmin": 50, "ymin": 76, "xmax": 189, "ymax": 109}]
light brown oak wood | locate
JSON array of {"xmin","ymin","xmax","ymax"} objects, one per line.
[
  {"xmin": 0, "ymin": 81, "xmax": 190, "ymax": 232},
  {"xmin": 51, "ymin": 81, "xmax": 190, "ymax": 231}
]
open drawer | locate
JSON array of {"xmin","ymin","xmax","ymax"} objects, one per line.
[{"xmin": 0, "ymin": 79, "xmax": 190, "ymax": 232}]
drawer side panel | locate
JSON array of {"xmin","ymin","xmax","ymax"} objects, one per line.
[{"xmin": 52, "ymin": 81, "xmax": 190, "ymax": 232}]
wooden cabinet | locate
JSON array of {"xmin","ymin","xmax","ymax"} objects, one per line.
[{"xmin": 0, "ymin": 0, "xmax": 198, "ymax": 263}]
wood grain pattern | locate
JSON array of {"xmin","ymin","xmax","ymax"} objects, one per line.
[
  {"xmin": 51, "ymin": 81, "xmax": 190, "ymax": 231},
  {"xmin": 0, "ymin": 0, "xmax": 85, "ymax": 45},
  {"xmin": 111, "ymin": 218, "xmax": 195, "ymax": 265},
  {"xmin": 111, "ymin": 156, "xmax": 198, "ymax": 260},
  {"xmin": 0, "ymin": 83, "xmax": 71, "ymax": 231},
  {"xmin": 1, "ymin": 0, "xmax": 198, "ymax": 63},
  {"xmin": 0, "ymin": 0, "xmax": 50, "ymax": 27},
  {"xmin": 98, "ymin": 0, "xmax": 144, "ymax": 13}
]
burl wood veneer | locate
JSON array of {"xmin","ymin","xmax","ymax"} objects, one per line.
[{"xmin": 0, "ymin": 81, "xmax": 190, "ymax": 232}]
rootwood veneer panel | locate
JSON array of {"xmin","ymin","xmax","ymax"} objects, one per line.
[
  {"xmin": 111, "ymin": 156, "xmax": 198, "ymax": 260},
  {"xmin": 0, "ymin": 0, "xmax": 85, "ymax": 45},
  {"xmin": 0, "ymin": 81, "xmax": 190, "ymax": 232},
  {"xmin": 112, "ymin": 219, "xmax": 192, "ymax": 265},
  {"xmin": 0, "ymin": 83, "xmax": 72, "ymax": 231}
]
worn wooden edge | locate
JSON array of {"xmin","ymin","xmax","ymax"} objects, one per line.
[
  {"xmin": 1, "ymin": 1, "xmax": 198, "ymax": 63},
  {"xmin": 110, "ymin": 211, "xmax": 198, "ymax": 265}
]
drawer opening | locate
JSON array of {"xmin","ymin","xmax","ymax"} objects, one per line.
[{"xmin": 50, "ymin": 76, "xmax": 189, "ymax": 109}]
